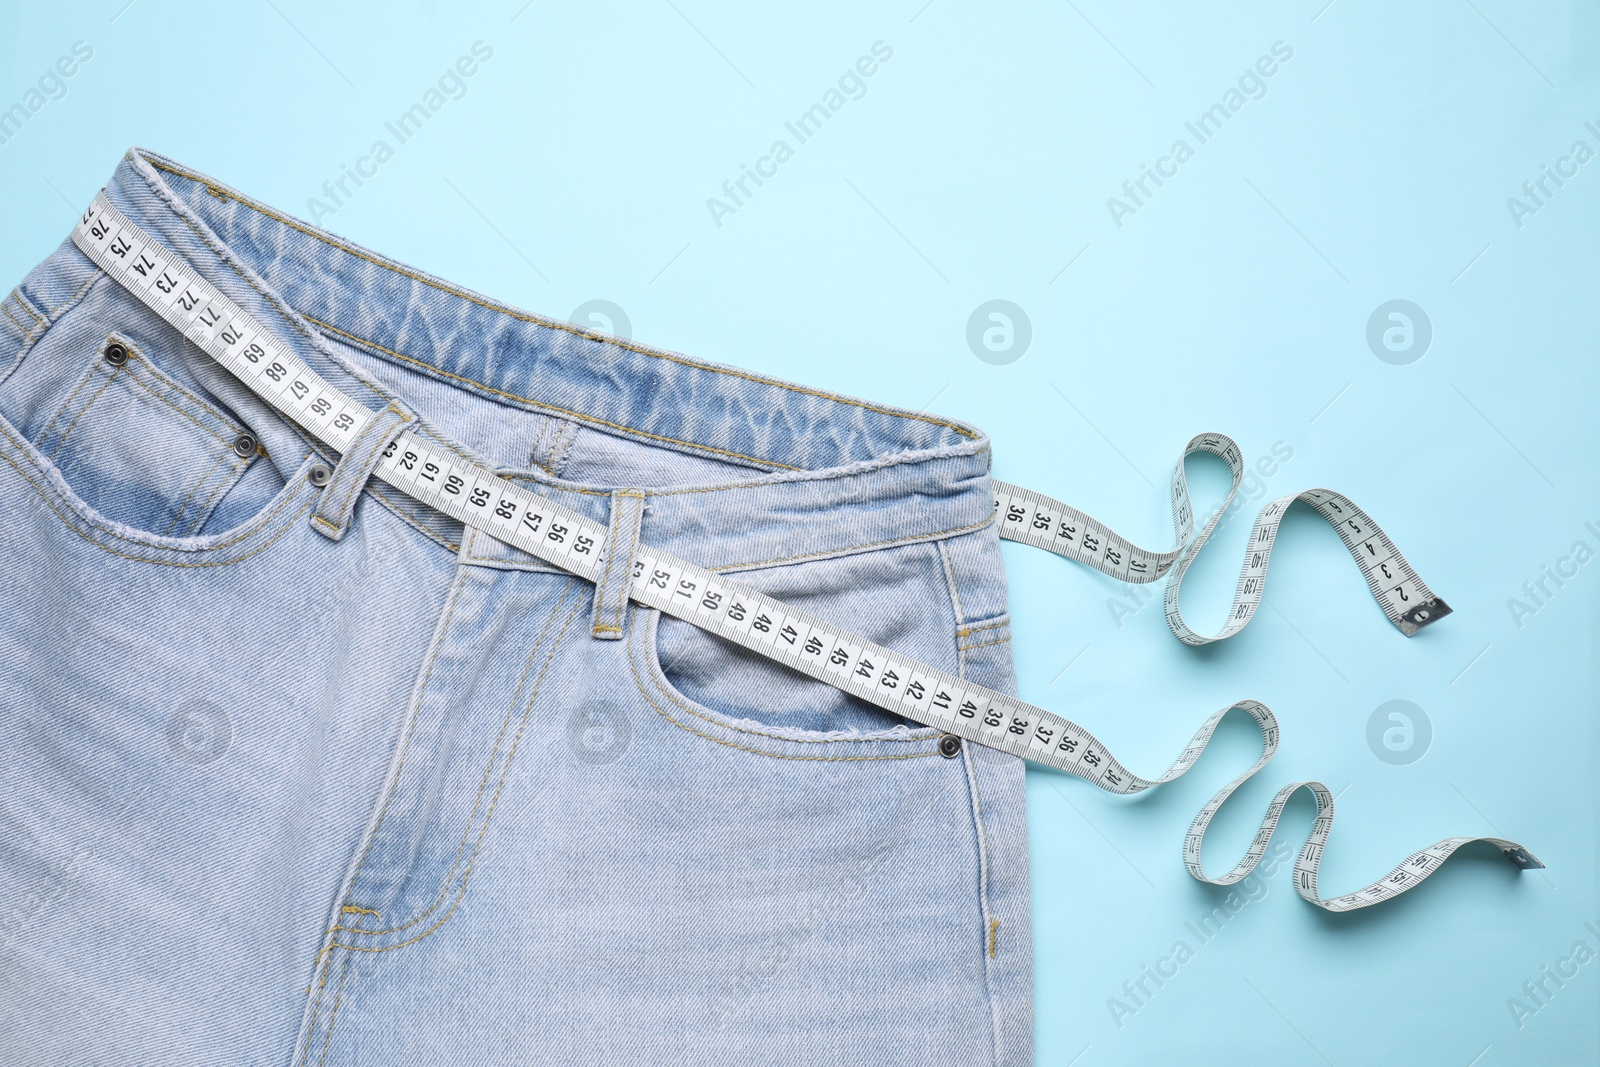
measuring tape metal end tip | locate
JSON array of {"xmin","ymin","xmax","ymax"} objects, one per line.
[{"xmin": 1396, "ymin": 597, "xmax": 1452, "ymax": 636}]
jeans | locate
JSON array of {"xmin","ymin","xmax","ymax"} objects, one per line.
[{"xmin": 0, "ymin": 149, "xmax": 1032, "ymax": 1066}]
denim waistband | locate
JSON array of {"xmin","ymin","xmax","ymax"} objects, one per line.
[{"xmin": 45, "ymin": 148, "xmax": 995, "ymax": 567}]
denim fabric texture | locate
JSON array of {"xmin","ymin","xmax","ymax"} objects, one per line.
[{"xmin": 0, "ymin": 149, "xmax": 1032, "ymax": 1066}]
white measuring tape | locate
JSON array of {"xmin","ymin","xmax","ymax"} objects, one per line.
[
  {"xmin": 992, "ymin": 438, "xmax": 1450, "ymax": 645},
  {"xmin": 70, "ymin": 193, "xmax": 1540, "ymax": 911}
]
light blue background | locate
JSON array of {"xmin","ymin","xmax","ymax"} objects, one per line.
[{"xmin": 2, "ymin": 2, "xmax": 1595, "ymax": 1063}]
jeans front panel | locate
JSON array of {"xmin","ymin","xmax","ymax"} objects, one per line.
[
  {"xmin": 302, "ymin": 538, "xmax": 1022, "ymax": 1067},
  {"xmin": 0, "ymin": 362, "xmax": 460, "ymax": 1065},
  {"xmin": 0, "ymin": 148, "xmax": 1030, "ymax": 1067}
]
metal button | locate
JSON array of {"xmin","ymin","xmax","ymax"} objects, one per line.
[
  {"xmin": 231, "ymin": 432, "xmax": 258, "ymax": 459},
  {"xmin": 307, "ymin": 462, "xmax": 333, "ymax": 488},
  {"xmin": 938, "ymin": 734, "xmax": 962, "ymax": 759},
  {"xmin": 103, "ymin": 341, "xmax": 129, "ymax": 367}
]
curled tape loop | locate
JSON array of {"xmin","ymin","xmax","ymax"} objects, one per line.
[{"xmin": 993, "ymin": 434, "xmax": 1452, "ymax": 645}]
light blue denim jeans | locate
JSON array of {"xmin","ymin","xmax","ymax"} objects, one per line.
[{"xmin": 0, "ymin": 149, "xmax": 1032, "ymax": 1066}]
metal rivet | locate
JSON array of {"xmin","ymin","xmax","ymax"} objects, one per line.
[
  {"xmin": 307, "ymin": 462, "xmax": 333, "ymax": 488},
  {"xmin": 938, "ymin": 734, "xmax": 962, "ymax": 759},
  {"xmin": 103, "ymin": 342, "xmax": 129, "ymax": 367},
  {"xmin": 231, "ymin": 432, "xmax": 258, "ymax": 459}
]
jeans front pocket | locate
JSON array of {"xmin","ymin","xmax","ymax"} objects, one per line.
[
  {"xmin": 32, "ymin": 329, "xmax": 266, "ymax": 536},
  {"xmin": 635, "ymin": 540, "xmax": 965, "ymax": 757}
]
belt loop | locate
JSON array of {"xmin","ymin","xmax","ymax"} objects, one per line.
[
  {"xmin": 591, "ymin": 489, "xmax": 647, "ymax": 640},
  {"xmin": 310, "ymin": 400, "xmax": 417, "ymax": 542}
]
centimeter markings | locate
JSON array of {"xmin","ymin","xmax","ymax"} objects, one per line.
[
  {"xmin": 991, "ymin": 440, "xmax": 1452, "ymax": 645},
  {"xmin": 71, "ymin": 192, "xmax": 1541, "ymax": 911}
]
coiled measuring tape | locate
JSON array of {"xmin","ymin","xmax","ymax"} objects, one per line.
[
  {"xmin": 71, "ymin": 193, "xmax": 1540, "ymax": 911},
  {"xmin": 993, "ymin": 438, "xmax": 1450, "ymax": 645}
]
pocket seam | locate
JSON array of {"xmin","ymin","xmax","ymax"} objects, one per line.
[
  {"xmin": 167, "ymin": 450, "xmax": 250, "ymax": 536},
  {"xmin": 29, "ymin": 328, "xmax": 259, "ymax": 537},
  {"xmin": 111, "ymin": 329, "xmax": 247, "ymax": 442},
  {"xmin": 2, "ymin": 299, "xmax": 35, "ymax": 342},
  {"xmin": 163, "ymin": 449, "xmax": 232, "ymax": 535},
  {"xmin": 13, "ymin": 288, "xmax": 46, "ymax": 331},
  {"xmin": 120, "ymin": 355, "xmax": 235, "ymax": 445},
  {"xmin": 47, "ymin": 363, "xmax": 120, "ymax": 459},
  {"xmin": 37, "ymin": 354, "xmax": 109, "ymax": 452},
  {"xmin": 0, "ymin": 414, "xmax": 315, "ymax": 566},
  {"xmin": 629, "ymin": 610, "xmax": 941, "ymax": 759},
  {"xmin": 959, "ymin": 633, "xmax": 1011, "ymax": 654}
]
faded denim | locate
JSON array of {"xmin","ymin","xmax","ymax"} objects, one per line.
[{"xmin": 0, "ymin": 149, "xmax": 1031, "ymax": 1066}]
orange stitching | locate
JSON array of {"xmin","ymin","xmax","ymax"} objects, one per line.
[
  {"xmin": 958, "ymin": 635, "xmax": 1011, "ymax": 654},
  {"xmin": 163, "ymin": 449, "xmax": 233, "ymax": 535},
  {"xmin": 0, "ymin": 422, "xmax": 315, "ymax": 563},
  {"xmin": 47, "ymin": 368, "xmax": 118, "ymax": 459},
  {"xmin": 112, "ymin": 330, "xmax": 245, "ymax": 432},
  {"xmin": 145, "ymin": 157, "xmax": 975, "ymax": 442},
  {"xmin": 1, "ymin": 301, "xmax": 31, "ymax": 343},
  {"xmin": 956, "ymin": 618, "xmax": 1009, "ymax": 639},
  {"xmin": 988, "ymin": 918, "xmax": 1000, "ymax": 958},
  {"xmin": 9, "ymin": 288, "xmax": 45, "ymax": 329},
  {"xmin": 311, "ymin": 594, "xmax": 586, "ymax": 988},
  {"xmin": 328, "ymin": 585, "xmax": 577, "ymax": 940},
  {"xmin": 628, "ymin": 613, "xmax": 939, "ymax": 754},
  {"xmin": 308, "ymin": 945, "xmax": 353, "ymax": 1067},
  {"xmin": 38, "ymin": 357, "xmax": 101, "ymax": 446},
  {"xmin": 122, "ymin": 358, "xmax": 236, "ymax": 446}
]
